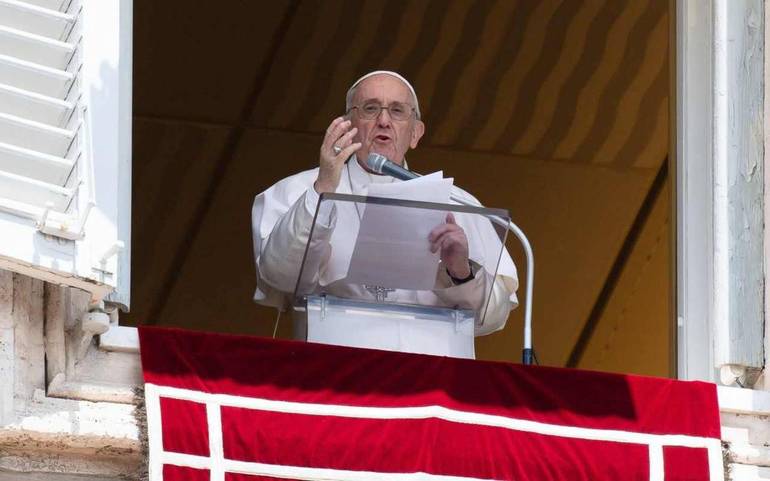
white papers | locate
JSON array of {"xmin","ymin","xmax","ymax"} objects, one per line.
[{"xmin": 343, "ymin": 172, "xmax": 453, "ymax": 290}]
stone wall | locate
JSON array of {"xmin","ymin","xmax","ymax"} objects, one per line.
[{"xmin": 0, "ymin": 270, "xmax": 142, "ymax": 480}]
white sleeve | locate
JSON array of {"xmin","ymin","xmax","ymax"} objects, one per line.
[
  {"xmin": 434, "ymin": 263, "xmax": 516, "ymax": 336},
  {"xmin": 258, "ymin": 188, "xmax": 336, "ymax": 294},
  {"xmin": 475, "ymin": 274, "xmax": 517, "ymax": 336}
]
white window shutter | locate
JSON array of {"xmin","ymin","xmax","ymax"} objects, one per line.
[
  {"xmin": 0, "ymin": 0, "xmax": 131, "ymax": 308},
  {"xmin": 78, "ymin": 0, "xmax": 132, "ymax": 309}
]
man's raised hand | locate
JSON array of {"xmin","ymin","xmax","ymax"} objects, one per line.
[{"xmin": 314, "ymin": 116, "xmax": 362, "ymax": 194}]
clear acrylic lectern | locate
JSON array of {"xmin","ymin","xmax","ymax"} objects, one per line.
[{"xmin": 292, "ymin": 193, "xmax": 509, "ymax": 359}]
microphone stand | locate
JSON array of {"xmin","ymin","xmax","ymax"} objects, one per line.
[{"xmin": 449, "ymin": 192, "xmax": 535, "ymax": 366}]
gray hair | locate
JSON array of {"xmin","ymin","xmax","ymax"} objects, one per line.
[{"xmin": 345, "ymin": 71, "xmax": 421, "ymax": 120}]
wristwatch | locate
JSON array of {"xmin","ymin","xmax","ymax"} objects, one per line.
[{"xmin": 448, "ymin": 261, "xmax": 475, "ymax": 285}]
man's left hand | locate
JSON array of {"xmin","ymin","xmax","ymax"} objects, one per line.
[{"xmin": 429, "ymin": 213, "xmax": 471, "ymax": 279}]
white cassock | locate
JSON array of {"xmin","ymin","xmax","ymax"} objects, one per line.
[{"xmin": 251, "ymin": 156, "xmax": 518, "ymax": 358}]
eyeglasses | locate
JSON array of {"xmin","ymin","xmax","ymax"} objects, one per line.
[{"xmin": 348, "ymin": 101, "xmax": 416, "ymax": 121}]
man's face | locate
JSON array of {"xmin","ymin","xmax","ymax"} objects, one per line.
[{"xmin": 348, "ymin": 75, "xmax": 425, "ymax": 166}]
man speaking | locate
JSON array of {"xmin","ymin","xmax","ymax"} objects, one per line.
[{"xmin": 252, "ymin": 70, "xmax": 518, "ymax": 358}]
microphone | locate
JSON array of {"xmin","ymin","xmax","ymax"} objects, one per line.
[{"xmin": 366, "ymin": 153, "xmax": 419, "ymax": 180}]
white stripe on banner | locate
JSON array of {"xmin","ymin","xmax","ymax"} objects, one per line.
[
  {"xmin": 206, "ymin": 402, "xmax": 225, "ymax": 481},
  {"xmin": 648, "ymin": 444, "xmax": 664, "ymax": 481},
  {"xmin": 708, "ymin": 443, "xmax": 726, "ymax": 481},
  {"xmin": 146, "ymin": 383, "xmax": 165, "ymax": 481},
  {"xmin": 162, "ymin": 451, "xmax": 505, "ymax": 481},
  {"xmin": 144, "ymin": 383, "xmax": 725, "ymax": 481}
]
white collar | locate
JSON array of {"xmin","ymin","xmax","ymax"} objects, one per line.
[{"xmin": 347, "ymin": 154, "xmax": 398, "ymax": 189}]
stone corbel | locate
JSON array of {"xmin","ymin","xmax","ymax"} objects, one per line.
[{"xmin": 44, "ymin": 284, "xmax": 141, "ymax": 404}]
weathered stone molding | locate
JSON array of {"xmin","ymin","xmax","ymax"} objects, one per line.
[
  {"xmin": 719, "ymin": 386, "xmax": 770, "ymax": 479},
  {"xmin": 0, "ymin": 269, "xmax": 143, "ymax": 479}
]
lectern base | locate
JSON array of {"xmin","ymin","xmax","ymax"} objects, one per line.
[{"xmin": 297, "ymin": 296, "xmax": 477, "ymax": 359}]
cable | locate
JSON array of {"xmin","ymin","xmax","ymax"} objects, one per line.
[{"xmin": 272, "ymin": 309, "xmax": 282, "ymax": 338}]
